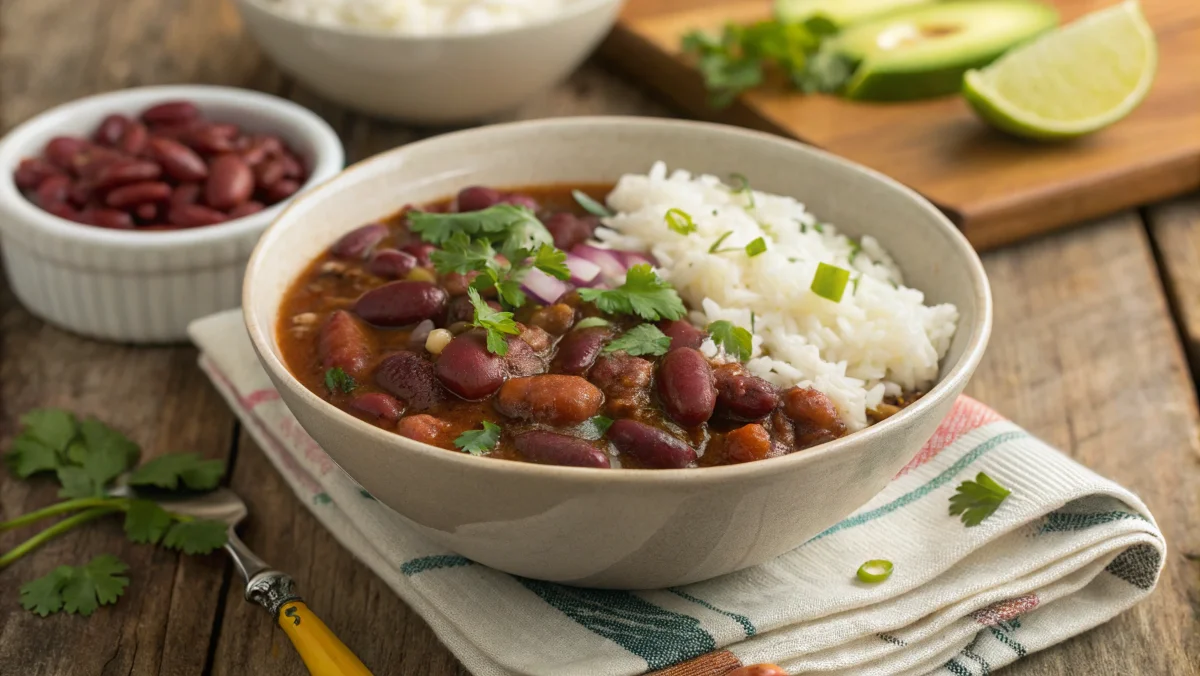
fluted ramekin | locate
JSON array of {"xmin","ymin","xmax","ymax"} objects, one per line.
[{"xmin": 0, "ymin": 85, "xmax": 343, "ymax": 343}]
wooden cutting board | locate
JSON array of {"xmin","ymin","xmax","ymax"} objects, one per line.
[{"xmin": 599, "ymin": 0, "xmax": 1200, "ymax": 250}]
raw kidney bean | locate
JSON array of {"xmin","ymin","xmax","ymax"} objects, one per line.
[
  {"xmin": 319, "ymin": 309, "xmax": 369, "ymax": 374},
  {"xmin": 149, "ymin": 137, "xmax": 207, "ymax": 181},
  {"xmin": 135, "ymin": 203, "xmax": 160, "ymax": 222},
  {"xmin": 349, "ymin": 392, "xmax": 405, "ymax": 422},
  {"xmin": 84, "ymin": 208, "xmax": 134, "ymax": 229},
  {"xmin": 455, "ymin": 186, "xmax": 503, "ymax": 212},
  {"xmin": 14, "ymin": 158, "xmax": 61, "ymax": 190},
  {"xmin": 724, "ymin": 423, "xmax": 772, "ymax": 463},
  {"xmin": 495, "ymin": 375, "xmax": 603, "ymax": 426},
  {"xmin": 514, "ymin": 431, "xmax": 610, "ymax": 469},
  {"xmin": 92, "ymin": 159, "xmax": 162, "ymax": 190},
  {"xmin": 43, "ymin": 203, "xmax": 79, "ymax": 222},
  {"xmin": 607, "ymin": 419, "xmax": 697, "ymax": 469},
  {"xmin": 728, "ymin": 665, "xmax": 787, "ymax": 676},
  {"xmin": 168, "ymin": 204, "xmax": 227, "ymax": 228},
  {"xmin": 188, "ymin": 124, "xmax": 238, "ymax": 154},
  {"xmin": 45, "ymin": 137, "xmax": 89, "ymax": 169},
  {"xmin": 714, "ymin": 364, "xmax": 778, "ymax": 420},
  {"xmin": 436, "ymin": 330, "xmax": 505, "ymax": 400},
  {"xmin": 240, "ymin": 135, "xmax": 283, "ymax": 166},
  {"xmin": 658, "ymin": 319, "xmax": 706, "ymax": 351},
  {"xmin": 170, "ymin": 182, "xmax": 201, "ymax": 209},
  {"xmin": 141, "ymin": 101, "xmax": 200, "ymax": 125},
  {"xmin": 500, "ymin": 193, "xmax": 538, "ymax": 211},
  {"xmin": 366, "ymin": 248, "xmax": 417, "ymax": 280},
  {"xmin": 657, "ymin": 347, "xmax": 716, "ymax": 427},
  {"xmin": 400, "ymin": 242, "xmax": 437, "ymax": 267},
  {"xmin": 544, "ymin": 212, "xmax": 598, "ymax": 251},
  {"xmin": 332, "ymin": 223, "xmax": 388, "ymax": 259},
  {"xmin": 375, "ymin": 351, "xmax": 444, "ymax": 410},
  {"xmin": 396, "ymin": 414, "xmax": 455, "ymax": 447},
  {"xmin": 552, "ymin": 326, "xmax": 612, "ymax": 375},
  {"xmin": 503, "ymin": 335, "xmax": 545, "ymax": 377},
  {"xmin": 118, "ymin": 122, "xmax": 149, "ymax": 155},
  {"xmin": 34, "ymin": 174, "xmax": 70, "ymax": 206},
  {"xmin": 228, "ymin": 201, "xmax": 264, "ymax": 218},
  {"xmin": 205, "ymin": 154, "xmax": 254, "ymax": 209},
  {"xmin": 93, "ymin": 115, "xmax": 131, "ymax": 146},
  {"xmin": 254, "ymin": 159, "xmax": 285, "ymax": 188},
  {"xmin": 67, "ymin": 179, "xmax": 94, "ymax": 206},
  {"xmin": 354, "ymin": 280, "xmax": 448, "ymax": 327},
  {"xmin": 72, "ymin": 146, "xmax": 124, "ymax": 178},
  {"xmin": 782, "ymin": 386, "xmax": 846, "ymax": 447},
  {"xmin": 105, "ymin": 181, "xmax": 171, "ymax": 208},
  {"xmin": 265, "ymin": 178, "xmax": 300, "ymax": 202},
  {"xmin": 278, "ymin": 153, "xmax": 305, "ymax": 179}
]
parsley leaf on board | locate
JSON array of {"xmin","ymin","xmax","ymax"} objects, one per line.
[
  {"xmin": 20, "ymin": 556, "xmax": 130, "ymax": 617},
  {"xmin": 454, "ymin": 421, "xmax": 502, "ymax": 456},
  {"xmin": 948, "ymin": 472, "xmax": 1011, "ymax": 527},
  {"xmin": 573, "ymin": 317, "xmax": 611, "ymax": 330},
  {"xmin": 578, "ymin": 265, "xmax": 686, "ymax": 321},
  {"xmin": 604, "ymin": 324, "xmax": 672, "ymax": 357},
  {"xmin": 682, "ymin": 20, "xmax": 822, "ymax": 107},
  {"xmin": 468, "ymin": 288, "xmax": 519, "ymax": 356},
  {"xmin": 324, "ymin": 367, "xmax": 357, "ymax": 394},
  {"xmin": 745, "ymin": 237, "xmax": 768, "ymax": 257},
  {"xmin": 123, "ymin": 500, "xmax": 174, "ymax": 544},
  {"xmin": 162, "ymin": 520, "xmax": 229, "ymax": 555},
  {"xmin": 572, "ymin": 190, "xmax": 613, "ymax": 218},
  {"xmin": 20, "ymin": 409, "xmax": 78, "ymax": 454},
  {"xmin": 128, "ymin": 453, "xmax": 225, "ymax": 492},
  {"xmin": 56, "ymin": 466, "xmax": 102, "ymax": 499},
  {"xmin": 6, "ymin": 435, "xmax": 62, "ymax": 478},
  {"xmin": 78, "ymin": 419, "xmax": 140, "ymax": 492},
  {"xmin": 708, "ymin": 320, "xmax": 753, "ymax": 362},
  {"xmin": 664, "ymin": 208, "xmax": 697, "ymax": 236},
  {"xmin": 19, "ymin": 567, "xmax": 71, "ymax": 616}
]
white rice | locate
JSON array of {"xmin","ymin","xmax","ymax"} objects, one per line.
[
  {"xmin": 266, "ymin": 0, "xmax": 563, "ymax": 35},
  {"xmin": 595, "ymin": 162, "xmax": 960, "ymax": 431}
]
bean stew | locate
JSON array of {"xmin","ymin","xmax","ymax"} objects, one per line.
[{"xmin": 279, "ymin": 185, "xmax": 916, "ymax": 469}]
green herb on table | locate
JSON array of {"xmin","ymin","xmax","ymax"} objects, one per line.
[
  {"xmin": 708, "ymin": 320, "xmax": 754, "ymax": 362},
  {"xmin": 604, "ymin": 324, "xmax": 672, "ymax": 357},
  {"xmin": 681, "ymin": 20, "xmax": 824, "ymax": 108},
  {"xmin": 573, "ymin": 317, "xmax": 611, "ymax": 330},
  {"xmin": 454, "ymin": 421, "xmax": 502, "ymax": 456},
  {"xmin": 745, "ymin": 237, "xmax": 768, "ymax": 257},
  {"xmin": 810, "ymin": 262, "xmax": 851, "ymax": 302},
  {"xmin": 578, "ymin": 264, "xmax": 687, "ymax": 321},
  {"xmin": 572, "ymin": 190, "xmax": 613, "ymax": 218},
  {"xmin": 467, "ymin": 287, "xmax": 520, "ymax": 356},
  {"xmin": 324, "ymin": 367, "xmax": 357, "ymax": 394},
  {"xmin": 949, "ymin": 472, "xmax": 1011, "ymax": 527},
  {"xmin": 20, "ymin": 555, "xmax": 129, "ymax": 617},
  {"xmin": 664, "ymin": 208, "xmax": 697, "ymax": 236},
  {"xmin": 856, "ymin": 559, "xmax": 893, "ymax": 583}
]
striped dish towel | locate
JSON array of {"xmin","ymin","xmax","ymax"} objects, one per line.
[{"xmin": 189, "ymin": 309, "xmax": 1165, "ymax": 676}]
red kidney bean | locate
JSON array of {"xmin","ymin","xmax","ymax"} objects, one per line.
[
  {"xmin": 228, "ymin": 201, "xmax": 265, "ymax": 219},
  {"xmin": 149, "ymin": 120, "xmax": 202, "ymax": 140},
  {"xmin": 354, "ymin": 280, "xmax": 448, "ymax": 327},
  {"xmin": 495, "ymin": 375, "xmax": 603, "ymax": 426},
  {"xmin": 135, "ymin": 203, "xmax": 160, "ymax": 222},
  {"xmin": 66, "ymin": 179, "xmax": 94, "ymax": 206},
  {"xmin": 148, "ymin": 137, "xmax": 207, "ymax": 182},
  {"xmin": 169, "ymin": 182, "xmax": 201, "ymax": 209},
  {"xmin": 589, "ymin": 353, "xmax": 653, "ymax": 418},
  {"xmin": 396, "ymin": 414, "xmax": 455, "ymax": 447},
  {"xmin": 278, "ymin": 152, "xmax": 305, "ymax": 179},
  {"xmin": 34, "ymin": 174, "xmax": 70, "ymax": 206},
  {"xmin": 441, "ymin": 271, "xmax": 480, "ymax": 297},
  {"xmin": 517, "ymin": 323, "xmax": 551, "ymax": 352},
  {"xmin": 188, "ymin": 124, "xmax": 238, "ymax": 154},
  {"xmin": 608, "ymin": 419, "xmax": 697, "ymax": 469},
  {"xmin": 658, "ymin": 319, "xmax": 707, "ymax": 351},
  {"xmin": 14, "ymin": 158, "xmax": 61, "ymax": 190},
  {"xmin": 455, "ymin": 186, "xmax": 503, "ymax": 212},
  {"xmin": 366, "ymin": 248, "xmax": 417, "ymax": 280},
  {"xmin": 168, "ymin": 204, "xmax": 227, "ymax": 228},
  {"xmin": 43, "ymin": 202, "xmax": 80, "ymax": 222},
  {"xmin": 657, "ymin": 348, "xmax": 716, "ymax": 427},
  {"xmin": 318, "ymin": 310, "xmax": 372, "ymax": 376},
  {"xmin": 436, "ymin": 330, "xmax": 505, "ymax": 400},
  {"xmin": 349, "ymin": 392, "xmax": 405, "ymax": 422},
  {"xmin": 84, "ymin": 208, "xmax": 135, "ymax": 229},
  {"xmin": 544, "ymin": 212, "xmax": 598, "ymax": 251},
  {"xmin": 105, "ymin": 181, "xmax": 171, "ymax": 208},
  {"xmin": 265, "ymin": 178, "xmax": 300, "ymax": 203},
  {"xmin": 72, "ymin": 146, "xmax": 124, "ymax": 178},
  {"xmin": 728, "ymin": 665, "xmax": 787, "ymax": 676},
  {"xmin": 501, "ymin": 193, "xmax": 538, "ymax": 211},
  {"xmin": 239, "ymin": 135, "xmax": 284, "ymax": 166},
  {"xmin": 141, "ymin": 101, "xmax": 200, "ymax": 125},
  {"xmin": 724, "ymin": 423, "xmax": 772, "ymax": 463},
  {"xmin": 553, "ymin": 326, "xmax": 612, "ymax": 375},
  {"xmin": 375, "ymin": 351, "xmax": 444, "ymax": 410},
  {"xmin": 714, "ymin": 364, "xmax": 779, "ymax": 420},
  {"xmin": 254, "ymin": 159, "xmax": 285, "ymax": 189},
  {"xmin": 92, "ymin": 159, "xmax": 162, "ymax": 190},
  {"xmin": 117, "ymin": 122, "xmax": 149, "ymax": 155},
  {"xmin": 205, "ymin": 154, "xmax": 254, "ymax": 210},
  {"xmin": 782, "ymin": 387, "xmax": 847, "ymax": 448},
  {"xmin": 93, "ymin": 114, "xmax": 131, "ymax": 147},
  {"xmin": 514, "ymin": 431, "xmax": 610, "ymax": 469},
  {"xmin": 44, "ymin": 137, "xmax": 89, "ymax": 169},
  {"xmin": 400, "ymin": 242, "xmax": 437, "ymax": 267},
  {"xmin": 529, "ymin": 303, "xmax": 576, "ymax": 336},
  {"xmin": 332, "ymin": 223, "xmax": 388, "ymax": 259},
  {"xmin": 503, "ymin": 335, "xmax": 545, "ymax": 377}
]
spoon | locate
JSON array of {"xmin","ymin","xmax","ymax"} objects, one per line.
[{"xmin": 113, "ymin": 486, "xmax": 373, "ymax": 676}]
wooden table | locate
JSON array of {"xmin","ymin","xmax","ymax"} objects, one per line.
[{"xmin": 0, "ymin": 1, "xmax": 1197, "ymax": 674}]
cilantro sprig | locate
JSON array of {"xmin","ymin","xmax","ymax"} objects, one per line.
[
  {"xmin": 454, "ymin": 421, "xmax": 502, "ymax": 456},
  {"xmin": 708, "ymin": 320, "xmax": 753, "ymax": 362},
  {"xmin": 324, "ymin": 366, "xmax": 357, "ymax": 394},
  {"xmin": 604, "ymin": 324, "xmax": 672, "ymax": 357},
  {"xmin": 578, "ymin": 265, "xmax": 686, "ymax": 321},
  {"xmin": 2, "ymin": 408, "xmax": 230, "ymax": 617},
  {"xmin": 467, "ymin": 288, "xmax": 519, "ymax": 356},
  {"xmin": 949, "ymin": 472, "xmax": 1011, "ymax": 527}
]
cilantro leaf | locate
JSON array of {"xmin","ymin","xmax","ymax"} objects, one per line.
[
  {"xmin": 57, "ymin": 465, "xmax": 100, "ymax": 499},
  {"xmin": 324, "ymin": 367, "xmax": 357, "ymax": 394},
  {"xmin": 468, "ymin": 287, "xmax": 519, "ymax": 356},
  {"xmin": 574, "ymin": 317, "xmax": 610, "ymax": 330},
  {"xmin": 745, "ymin": 237, "xmax": 767, "ymax": 257},
  {"xmin": 21, "ymin": 556, "xmax": 130, "ymax": 617},
  {"xmin": 949, "ymin": 472, "xmax": 1011, "ymax": 527},
  {"xmin": 572, "ymin": 190, "xmax": 613, "ymax": 218},
  {"xmin": 430, "ymin": 231, "xmax": 496, "ymax": 275},
  {"xmin": 454, "ymin": 421, "xmax": 501, "ymax": 456},
  {"xmin": 578, "ymin": 265, "xmax": 686, "ymax": 321},
  {"xmin": 664, "ymin": 208, "xmax": 696, "ymax": 236},
  {"xmin": 162, "ymin": 519, "xmax": 228, "ymax": 555},
  {"xmin": 408, "ymin": 204, "xmax": 551, "ymax": 250},
  {"xmin": 604, "ymin": 324, "xmax": 672, "ymax": 357},
  {"xmin": 128, "ymin": 452, "xmax": 225, "ymax": 491},
  {"xmin": 494, "ymin": 280, "xmax": 527, "ymax": 309},
  {"xmin": 19, "ymin": 566, "xmax": 72, "ymax": 616},
  {"xmin": 708, "ymin": 320, "xmax": 753, "ymax": 362},
  {"xmin": 590, "ymin": 416, "xmax": 614, "ymax": 436},
  {"xmin": 6, "ymin": 434, "xmax": 62, "ymax": 478},
  {"xmin": 682, "ymin": 20, "xmax": 821, "ymax": 107},
  {"xmin": 124, "ymin": 500, "xmax": 173, "ymax": 544},
  {"xmin": 78, "ymin": 418, "xmax": 140, "ymax": 489},
  {"xmin": 532, "ymin": 244, "xmax": 570, "ymax": 281},
  {"xmin": 20, "ymin": 409, "xmax": 78, "ymax": 453}
]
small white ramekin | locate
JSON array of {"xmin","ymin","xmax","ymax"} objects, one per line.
[{"xmin": 0, "ymin": 85, "xmax": 343, "ymax": 343}]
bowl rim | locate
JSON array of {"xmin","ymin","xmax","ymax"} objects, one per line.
[
  {"xmin": 244, "ymin": 116, "xmax": 993, "ymax": 485},
  {"xmin": 0, "ymin": 84, "xmax": 345, "ymax": 251},
  {"xmin": 235, "ymin": 0, "xmax": 622, "ymax": 41}
]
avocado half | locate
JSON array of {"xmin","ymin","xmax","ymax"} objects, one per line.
[
  {"xmin": 776, "ymin": 0, "xmax": 933, "ymax": 34},
  {"xmin": 828, "ymin": 0, "xmax": 1059, "ymax": 101}
]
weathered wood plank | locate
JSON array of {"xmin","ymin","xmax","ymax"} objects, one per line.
[
  {"xmin": 1146, "ymin": 194, "xmax": 1200, "ymax": 364},
  {"xmin": 966, "ymin": 212, "xmax": 1200, "ymax": 675}
]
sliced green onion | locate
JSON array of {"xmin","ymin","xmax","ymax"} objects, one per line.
[
  {"xmin": 664, "ymin": 208, "xmax": 697, "ymax": 235},
  {"xmin": 745, "ymin": 237, "xmax": 767, "ymax": 257},
  {"xmin": 708, "ymin": 231, "xmax": 734, "ymax": 253},
  {"xmin": 572, "ymin": 190, "xmax": 613, "ymax": 218},
  {"xmin": 729, "ymin": 173, "xmax": 755, "ymax": 207},
  {"xmin": 811, "ymin": 262, "xmax": 850, "ymax": 302},
  {"xmin": 574, "ymin": 317, "xmax": 610, "ymax": 330},
  {"xmin": 856, "ymin": 559, "xmax": 893, "ymax": 583}
]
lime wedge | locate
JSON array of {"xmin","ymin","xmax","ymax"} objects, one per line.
[{"xmin": 963, "ymin": 0, "xmax": 1157, "ymax": 140}]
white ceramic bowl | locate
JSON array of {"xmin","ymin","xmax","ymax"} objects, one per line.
[
  {"xmin": 244, "ymin": 118, "xmax": 992, "ymax": 589},
  {"xmin": 0, "ymin": 85, "xmax": 344, "ymax": 343},
  {"xmin": 233, "ymin": 0, "xmax": 624, "ymax": 123}
]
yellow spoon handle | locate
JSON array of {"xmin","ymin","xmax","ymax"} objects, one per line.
[{"xmin": 277, "ymin": 600, "xmax": 373, "ymax": 676}]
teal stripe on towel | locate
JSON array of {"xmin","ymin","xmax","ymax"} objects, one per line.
[
  {"xmin": 1038, "ymin": 510, "xmax": 1145, "ymax": 534},
  {"xmin": 519, "ymin": 578, "xmax": 716, "ymax": 670},
  {"xmin": 667, "ymin": 587, "xmax": 756, "ymax": 637},
  {"xmin": 401, "ymin": 554, "xmax": 474, "ymax": 575},
  {"xmin": 812, "ymin": 431, "xmax": 1026, "ymax": 542}
]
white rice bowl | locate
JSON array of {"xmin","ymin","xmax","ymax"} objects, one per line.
[{"xmin": 594, "ymin": 162, "xmax": 960, "ymax": 431}]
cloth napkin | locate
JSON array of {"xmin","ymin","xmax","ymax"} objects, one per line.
[{"xmin": 189, "ymin": 309, "xmax": 1165, "ymax": 676}]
